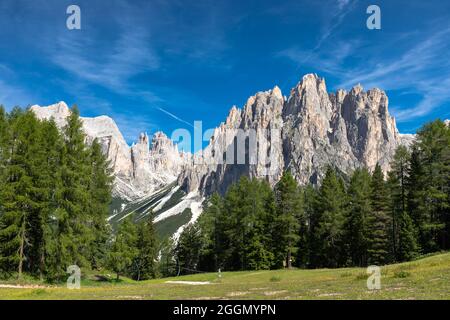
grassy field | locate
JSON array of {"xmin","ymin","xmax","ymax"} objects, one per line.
[{"xmin": 0, "ymin": 252, "xmax": 449, "ymax": 300}]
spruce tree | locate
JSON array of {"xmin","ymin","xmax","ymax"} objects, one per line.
[
  {"xmin": 0, "ymin": 111, "xmax": 41, "ymax": 278},
  {"xmin": 132, "ymin": 214, "xmax": 159, "ymax": 280},
  {"xmin": 310, "ymin": 167, "xmax": 347, "ymax": 268},
  {"xmin": 175, "ymin": 223, "xmax": 203, "ymax": 275},
  {"xmin": 388, "ymin": 146, "xmax": 418, "ymax": 261},
  {"xmin": 107, "ymin": 216, "xmax": 138, "ymax": 280},
  {"xmin": 407, "ymin": 145, "xmax": 428, "ymax": 253},
  {"xmin": 198, "ymin": 193, "xmax": 226, "ymax": 272},
  {"xmin": 60, "ymin": 105, "xmax": 92, "ymax": 268},
  {"xmin": 273, "ymin": 171, "xmax": 303, "ymax": 269},
  {"xmin": 345, "ymin": 168, "xmax": 372, "ymax": 267},
  {"xmin": 368, "ymin": 164, "xmax": 391, "ymax": 265},
  {"xmin": 87, "ymin": 138, "xmax": 113, "ymax": 269},
  {"xmin": 302, "ymin": 185, "xmax": 318, "ymax": 268},
  {"xmin": 38, "ymin": 119, "xmax": 65, "ymax": 280},
  {"xmin": 414, "ymin": 120, "xmax": 449, "ymax": 251},
  {"xmin": 397, "ymin": 210, "xmax": 418, "ymax": 261},
  {"xmin": 159, "ymin": 237, "xmax": 176, "ymax": 277},
  {"xmin": 233, "ymin": 177, "xmax": 275, "ymax": 270}
]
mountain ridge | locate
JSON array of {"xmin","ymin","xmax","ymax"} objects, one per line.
[{"xmin": 30, "ymin": 73, "xmax": 440, "ymax": 237}]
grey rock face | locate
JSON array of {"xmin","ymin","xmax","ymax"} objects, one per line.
[
  {"xmin": 30, "ymin": 102, "xmax": 188, "ymax": 200},
  {"xmin": 180, "ymin": 74, "xmax": 405, "ymax": 195},
  {"xmin": 31, "ymin": 73, "xmax": 414, "ymax": 201},
  {"xmin": 179, "ymin": 86, "xmax": 285, "ymax": 194}
]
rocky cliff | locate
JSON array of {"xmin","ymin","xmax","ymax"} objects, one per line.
[
  {"xmin": 180, "ymin": 74, "xmax": 406, "ymax": 194},
  {"xmin": 31, "ymin": 74, "xmax": 423, "ymax": 203},
  {"xmin": 30, "ymin": 102, "xmax": 189, "ymax": 200}
]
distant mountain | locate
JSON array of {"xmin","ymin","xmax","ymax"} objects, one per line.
[
  {"xmin": 31, "ymin": 73, "xmax": 431, "ymax": 239},
  {"xmin": 30, "ymin": 101, "xmax": 191, "ymax": 201}
]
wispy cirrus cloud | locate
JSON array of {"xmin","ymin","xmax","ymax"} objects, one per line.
[
  {"xmin": 277, "ymin": 39, "xmax": 360, "ymax": 75},
  {"xmin": 336, "ymin": 26, "xmax": 450, "ymax": 121},
  {"xmin": 51, "ymin": 27, "xmax": 159, "ymax": 93},
  {"xmin": 312, "ymin": 0, "xmax": 357, "ymax": 53},
  {"xmin": 277, "ymin": 0, "xmax": 357, "ymax": 88},
  {"xmin": 337, "ymin": 0, "xmax": 350, "ymax": 10},
  {"xmin": 113, "ymin": 112, "xmax": 156, "ymax": 143},
  {"xmin": 278, "ymin": 16, "xmax": 450, "ymax": 123}
]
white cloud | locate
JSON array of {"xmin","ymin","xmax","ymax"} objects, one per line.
[
  {"xmin": 51, "ymin": 27, "xmax": 159, "ymax": 93},
  {"xmin": 336, "ymin": 27, "xmax": 450, "ymax": 121},
  {"xmin": 279, "ymin": 20, "xmax": 450, "ymax": 123},
  {"xmin": 337, "ymin": 0, "xmax": 350, "ymax": 10},
  {"xmin": 113, "ymin": 112, "xmax": 156, "ymax": 144}
]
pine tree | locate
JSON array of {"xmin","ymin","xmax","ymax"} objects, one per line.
[
  {"xmin": 388, "ymin": 146, "xmax": 418, "ymax": 261},
  {"xmin": 59, "ymin": 105, "xmax": 92, "ymax": 268},
  {"xmin": 414, "ymin": 120, "xmax": 449, "ymax": 251},
  {"xmin": 38, "ymin": 119, "xmax": 65, "ymax": 280},
  {"xmin": 310, "ymin": 167, "xmax": 347, "ymax": 268},
  {"xmin": 0, "ymin": 111, "xmax": 42, "ymax": 278},
  {"xmin": 397, "ymin": 210, "xmax": 418, "ymax": 261},
  {"xmin": 175, "ymin": 223, "xmax": 203, "ymax": 275},
  {"xmin": 198, "ymin": 192, "xmax": 226, "ymax": 272},
  {"xmin": 345, "ymin": 168, "xmax": 372, "ymax": 267},
  {"xmin": 159, "ymin": 237, "xmax": 176, "ymax": 277},
  {"xmin": 302, "ymin": 185, "xmax": 318, "ymax": 268},
  {"xmin": 230, "ymin": 177, "xmax": 275, "ymax": 270},
  {"xmin": 407, "ymin": 145, "xmax": 428, "ymax": 253},
  {"xmin": 273, "ymin": 171, "xmax": 303, "ymax": 269},
  {"xmin": 0, "ymin": 106, "xmax": 114, "ymax": 281},
  {"xmin": 132, "ymin": 214, "xmax": 159, "ymax": 280},
  {"xmin": 87, "ymin": 138, "xmax": 113, "ymax": 270},
  {"xmin": 368, "ymin": 164, "xmax": 391, "ymax": 265},
  {"xmin": 107, "ymin": 216, "xmax": 138, "ymax": 280}
]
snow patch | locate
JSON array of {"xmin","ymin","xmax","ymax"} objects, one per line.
[
  {"xmin": 152, "ymin": 186, "xmax": 180, "ymax": 212},
  {"xmin": 173, "ymin": 200, "xmax": 203, "ymax": 241}
]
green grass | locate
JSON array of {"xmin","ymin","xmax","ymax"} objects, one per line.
[{"xmin": 1, "ymin": 252, "xmax": 449, "ymax": 300}]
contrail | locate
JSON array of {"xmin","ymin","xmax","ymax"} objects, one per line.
[{"xmin": 155, "ymin": 106, "xmax": 194, "ymax": 128}]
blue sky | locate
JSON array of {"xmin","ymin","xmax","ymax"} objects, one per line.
[{"xmin": 0, "ymin": 0, "xmax": 449, "ymax": 147}]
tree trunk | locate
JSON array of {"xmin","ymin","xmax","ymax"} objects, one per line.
[
  {"xmin": 18, "ymin": 216, "xmax": 26, "ymax": 280},
  {"xmin": 39, "ymin": 252, "xmax": 45, "ymax": 281},
  {"xmin": 116, "ymin": 273, "xmax": 120, "ymax": 281},
  {"xmin": 287, "ymin": 249, "xmax": 292, "ymax": 269}
]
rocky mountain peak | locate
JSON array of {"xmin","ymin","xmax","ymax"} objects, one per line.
[
  {"xmin": 30, "ymin": 74, "xmax": 415, "ymax": 204},
  {"xmin": 350, "ymin": 83, "xmax": 364, "ymax": 96},
  {"xmin": 138, "ymin": 132, "xmax": 149, "ymax": 145},
  {"xmin": 224, "ymin": 105, "xmax": 241, "ymax": 128},
  {"xmin": 31, "ymin": 103, "xmax": 189, "ymax": 200},
  {"xmin": 271, "ymin": 85, "xmax": 283, "ymax": 100},
  {"xmin": 30, "ymin": 101, "xmax": 70, "ymax": 128},
  {"xmin": 181, "ymin": 73, "xmax": 409, "ymax": 194}
]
